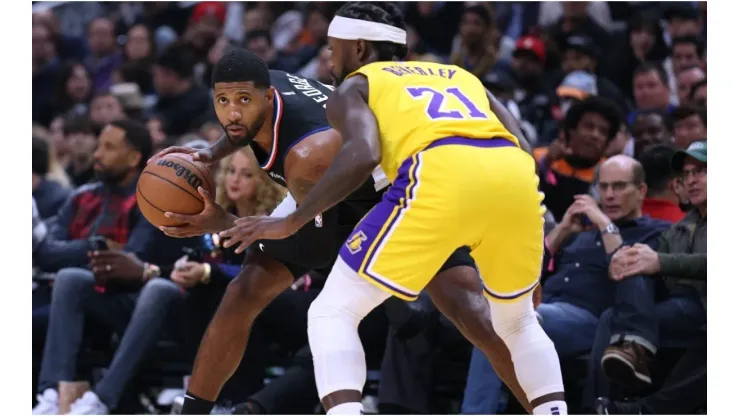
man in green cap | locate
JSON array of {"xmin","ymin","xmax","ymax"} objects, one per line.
[{"xmin": 594, "ymin": 140, "xmax": 706, "ymax": 414}]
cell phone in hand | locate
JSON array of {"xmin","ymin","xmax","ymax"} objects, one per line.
[{"xmin": 90, "ymin": 236, "xmax": 109, "ymax": 251}]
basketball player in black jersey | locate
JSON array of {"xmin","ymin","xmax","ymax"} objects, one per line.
[{"xmin": 151, "ymin": 47, "xmax": 534, "ymax": 414}]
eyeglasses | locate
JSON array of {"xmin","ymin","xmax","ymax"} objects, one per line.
[
  {"xmin": 681, "ymin": 165, "xmax": 707, "ymax": 181},
  {"xmin": 597, "ymin": 181, "xmax": 635, "ymax": 192}
]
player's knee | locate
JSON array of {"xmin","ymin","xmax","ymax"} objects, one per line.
[
  {"xmin": 227, "ymin": 268, "xmax": 281, "ymax": 308},
  {"xmin": 488, "ymin": 293, "xmax": 539, "ymax": 341}
]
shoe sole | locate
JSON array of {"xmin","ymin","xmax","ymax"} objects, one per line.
[{"xmin": 601, "ymin": 353, "xmax": 652, "ymax": 388}]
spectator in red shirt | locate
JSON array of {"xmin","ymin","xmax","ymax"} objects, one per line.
[{"xmin": 637, "ymin": 144, "xmax": 685, "ymax": 223}]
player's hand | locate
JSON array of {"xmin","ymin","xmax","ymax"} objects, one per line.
[
  {"xmin": 160, "ymin": 187, "xmax": 235, "ymax": 238},
  {"xmin": 219, "ymin": 216, "xmax": 301, "ymax": 254},
  {"xmin": 147, "ymin": 146, "xmax": 214, "ymax": 165}
]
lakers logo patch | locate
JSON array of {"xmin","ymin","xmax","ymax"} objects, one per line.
[{"xmin": 346, "ymin": 230, "xmax": 368, "ymax": 255}]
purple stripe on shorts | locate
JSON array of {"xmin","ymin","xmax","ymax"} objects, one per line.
[
  {"xmin": 483, "ymin": 279, "xmax": 540, "ymax": 300},
  {"xmin": 338, "ymin": 153, "xmax": 421, "ymax": 299},
  {"xmin": 425, "ymin": 136, "xmax": 517, "ymax": 151}
]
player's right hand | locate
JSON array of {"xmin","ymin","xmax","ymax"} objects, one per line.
[
  {"xmin": 147, "ymin": 146, "xmax": 214, "ymax": 165},
  {"xmin": 159, "ymin": 187, "xmax": 235, "ymax": 238}
]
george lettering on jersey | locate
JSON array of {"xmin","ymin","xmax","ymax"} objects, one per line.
[
  {"xmin": 156, "ymin": 159, "xmax": 203, "ymax": 190},
  {"xmin": 382, "ymin": 66, "xmax": 457, "ymax": 79},
  {"xmin": 285, "ymin": 74, "xmax": 330, "ymax": 106},
  {"xmin": 267, "ymin": 171, "xmax": 286, "ymax": 184}
]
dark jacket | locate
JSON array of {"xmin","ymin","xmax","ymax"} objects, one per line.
[
  {"xmin": 657, "ymin": 209, "xmax": 707, "ymax": 310},
  {"xmin": 542, "ymin": 216, "xmax": 671, "ymax": 317},
  {"xmin": 33, "ymin": 179, "xmax": 71, "ymax": 220}
]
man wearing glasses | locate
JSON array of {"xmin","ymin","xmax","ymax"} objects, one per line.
[{"xmin": 592, "ymin": 141, "xmax": 707, "ymax": 414}]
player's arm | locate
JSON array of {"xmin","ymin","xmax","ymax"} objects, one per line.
[
  {"xmin": 484, "ymin": 89, "xmax": 532, "ymax": 157},
  {"xmin": 283, "ymin": 129, "xmax": 343, "ymax": 205},
  {"xmin": 285, "ymin": 75, "xmax": 381, "ymax": 229},
  {"xmin": 206, "ymin": 133, "xmax": 248, "ymax": 163}
]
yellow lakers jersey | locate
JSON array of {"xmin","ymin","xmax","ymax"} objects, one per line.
[{"xmin": 347, "ymin": 61, "xmax": 520, "ymax": 182}]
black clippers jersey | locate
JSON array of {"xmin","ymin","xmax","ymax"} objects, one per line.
[{"xmin": 249, "ymin": 70, "xmax": 388, "ymax": 215}]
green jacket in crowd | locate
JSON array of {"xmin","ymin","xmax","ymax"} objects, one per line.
[{"xmin": 657, "ymin": 209, "xmax": 707, "ymax": 312}]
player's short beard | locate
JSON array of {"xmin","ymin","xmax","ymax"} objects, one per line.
[{"xmin": 222, "ymin": 111, "xmax": 266, "ymax": 146}]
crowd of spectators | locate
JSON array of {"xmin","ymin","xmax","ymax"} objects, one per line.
[{"xmin": 31, "ymin": 1, "xmax": 707, "ymax": 414}]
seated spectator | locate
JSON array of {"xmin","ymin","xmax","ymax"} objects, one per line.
[
  {"xmin": 534, "ymin": 96, "xmax": 622, "ymax": 221},
  {"xmin": 511, "ymin": 35, "xmax": 557, "ymax": 144},
  {"xmin": 604, "ymin": 13, "xmax": 669, "ymax": 103},
  {"xmin": 63, "ymin": 116, "xmax": 98, "ymax": 187},
  {"xmin": 557, "ymin": 33, "xmax": 632, "ymax": 116},
  {"xmin": 667, "ymin": 35, "xmax": 705, "ymax": 101},
  {"xmin": 32, "ymin": 120, "xmax": 191, "ymax": 415},
  {"xmin": 672, "ymin": 105, "xmax": 706, "ymax": 150},
  {"xmin": 152, "ymin": 43, "xmax": 214, "ymax": 137},
  {"xmin": 628, "ymin": 110, "xmax": 672, "ymax": 159},
  {"xmin": 33, "ymin": 23, "xmax": 62, "ymax": 126},
  {"xmin": 449, "ymin": 5, "xmax": 507, "ymax": 79},
  {"xmin": 244, "ymin": 30, "xmax": 291, "ymax": 71},
  {"xmin": 462, "ymin": 155, "xmax": 670, "ymax": 413},
  {"xmin": 33, "ymin": 136, "xmax": 71, "ymax": 220},
  {"xmin": 88, "ymin": 92, "xmax": 127, "ymax": 134},
  {"xmin": 50, "ymin": 62, "xmax": 94, "ymax": 123},
  {"xmin": 588, "ymin": 141, "xmax": 707, "ymax": 413},
  {"xmin": 637, "ymin": 144, "xmax": 685, "ymax": 223},
  {"xmin": 84, "ymin": 17, "xmax": 124, "ymax": 93},
  {"xmin": 629, "ymin": 63, "xmax": 674, "ymax": 125},
  {"xmin": 552, "ymin": 70, "xmax": 597, "ymax": 123},
  {"xmin": 675, "ymin": 67, "xmax": 705, "ymax": 107},
  {"xmin": 544, "ymin": 1, "xmax": 612, "ymax": 51}
]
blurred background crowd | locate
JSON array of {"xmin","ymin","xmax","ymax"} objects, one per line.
[{"xmin": 31, "ymin": 1, "xmax": 708, "ymax": 415}]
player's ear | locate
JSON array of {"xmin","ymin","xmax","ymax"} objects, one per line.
[
  {"xmin": 265, "ymin": 86, "xmax": 275, "ymax": 102},
  {"xmin": 356, "ymin": 39, "xmax": 367, "ymax": 60}
]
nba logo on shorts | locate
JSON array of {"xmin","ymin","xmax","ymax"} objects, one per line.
[
  {"xmin": 346, "ymin": 230, "xmax": 368, "ymax": 255},
  {"xmin": 314, "ymin": 214, "xmax": 323, "ymax": 228}
]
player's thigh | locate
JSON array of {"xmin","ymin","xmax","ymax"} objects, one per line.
[
  {"xmin": 338, "ymin": 154, "xmax": 461, "ymax": 301},
  {"xmin": 471, "ymin": 148, "xmax": 545, "ymax": 303}
]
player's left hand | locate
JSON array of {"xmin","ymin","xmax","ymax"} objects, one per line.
[{"xmin": 219, "ymin": 216, "xmax": 300, "ymax": 254}]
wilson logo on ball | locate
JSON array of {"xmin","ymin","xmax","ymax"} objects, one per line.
[{"xmin": 157, "ymin": 159, "xmax": 204, "ymax": 190}]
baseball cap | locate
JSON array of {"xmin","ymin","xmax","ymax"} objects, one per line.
[
  {"xmin": 557, "ymin": 71, "xmax": 597, "ymax": 99},
  {"xmin": 191, "ymin": 2, "xmax": 226, "ymax": 25},
  {"xmin": 563, "ymin": 34, "xmax": 598, "ymax": 59},
  {"xmin": 514, "ymin": 35, "xmax": 546, "ymax": 65},
  {"xmin": 671, "ymin": 140, "xmax": 707, "ymax": 171}
]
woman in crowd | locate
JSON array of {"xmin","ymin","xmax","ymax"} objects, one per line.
[{"xmin": 50, "ymin": 62, "xmax": 93, "ymax": 121}]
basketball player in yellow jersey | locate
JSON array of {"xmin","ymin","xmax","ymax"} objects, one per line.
[{"xmin": 226, "ymin": 2, "xmax": 567, "ymax": 415}]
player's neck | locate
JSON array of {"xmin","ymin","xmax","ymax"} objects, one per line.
[{"xmin": 251, "ymin": 103, "xmax": 276, "ymax": 153}]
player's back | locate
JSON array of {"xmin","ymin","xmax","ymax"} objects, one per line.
[{"xmin": 347, "ymin": 61, "xmax": 519, "ymax": 182}]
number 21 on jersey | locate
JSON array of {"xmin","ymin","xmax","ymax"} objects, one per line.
[{"xmin": 406, "ymin": 86, "xmax": 489, "ymax": 121}]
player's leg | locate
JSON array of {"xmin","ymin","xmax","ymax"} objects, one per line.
[
  {"xmin": 426, "ymin": 250, "xmax": 533, "ymax": 414},
  {"xmin": 308, "ymin": 152, "xmax": 455, "ymax": 414},
  {"xmin": 472, "ymin": 147, "xmax": 566, "ymax": 415},
  {"xmin": 181, "ymin": 250, "xmax": 294, "ymax": 414}
]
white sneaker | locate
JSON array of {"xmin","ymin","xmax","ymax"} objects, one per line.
[
  {"xmin": 68, "ymin": 391, "xmax": 110, "ymax": 415},
  {"xmin": 32, "ymin": 389, "xmax": 59, "ymax": 415}
]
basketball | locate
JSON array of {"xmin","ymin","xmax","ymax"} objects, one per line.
[{"xmin": 136, "ymin": 154, "xmax": 215, "ymax": 228}]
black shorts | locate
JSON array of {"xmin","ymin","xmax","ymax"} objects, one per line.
[{"xmin": 248, "ymin": 204, "xmax": 476, "ymax": 279}]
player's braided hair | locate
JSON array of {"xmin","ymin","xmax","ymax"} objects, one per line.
[{"xmin": 335, "ymin": 2, "xmax": 409, "ymax": 61}]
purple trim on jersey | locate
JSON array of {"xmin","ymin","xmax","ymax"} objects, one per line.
[{"xmin": 425, "ymin": 136, "xmax": 517, "ymax": 151}]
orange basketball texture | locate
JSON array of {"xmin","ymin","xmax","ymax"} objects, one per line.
[{"xmin": 137, "ymin": 154, "xmax": 214, "ymax": 228}]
